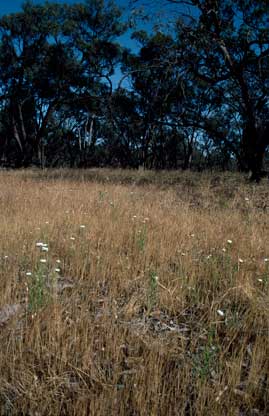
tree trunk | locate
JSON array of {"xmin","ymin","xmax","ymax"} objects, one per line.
[
  {"xmin": 241, "ymin": 122, "xmax": 268, "ymax": 182},
  {"xmin": 183, "ymin": 142, "xmax": 193, "ymax": 170}
]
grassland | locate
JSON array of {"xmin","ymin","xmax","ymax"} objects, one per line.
[{"xmin": 0, "ymin": 169, "xmax": 268, "ymax": 415}]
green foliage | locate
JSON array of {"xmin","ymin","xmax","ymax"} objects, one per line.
[
  {"xmin": 137, "ymin": 224, "xmax": 147, "ymax": 251},
  {"xmin": 192, "ymin": 333, "xmax": 220, "ymax": 381},
  {"xmin": 27, "ymin": 264, "xmax": 51, "ymax": 313}
]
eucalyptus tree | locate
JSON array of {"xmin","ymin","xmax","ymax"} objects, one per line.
[
  {"xmin": 176, "ymin": 0, "xmax": 269, "ymax": 179},
  {"xmin": 0, "ymin": 0, "xmax": 125, "ymax": 167},
  {"xmin": 0, "ymin": 1, "xmax": 70, "ymax": 166},
  {"xmin": 121, "ymin": 30, "xmax": 187, "ymax": 168},
  {"xmin": 131, "ymin": 0, "xmax": 269, "ymax": 179},
  {"xmin": 98, "ymin": 88, "xmax": 144, "ymax": 168}
]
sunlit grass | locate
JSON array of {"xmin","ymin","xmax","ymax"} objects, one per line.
[{"xmin": 0, "ymin": 169, "xmax": 268, "ymax": 415}]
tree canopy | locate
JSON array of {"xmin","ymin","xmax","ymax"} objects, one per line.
[{"xmin": 0, "ymin": 0, "xmax": 268, "ymax": 180}]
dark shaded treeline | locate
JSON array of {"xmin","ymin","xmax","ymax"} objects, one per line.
[{"xmin": 0, "ymin": 0, "xmax": 268, "ymax": 180}]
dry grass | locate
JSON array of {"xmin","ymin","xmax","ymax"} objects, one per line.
[{"xmin": 0, "ymin": 168, "xmax": 268, "ymax": 415}]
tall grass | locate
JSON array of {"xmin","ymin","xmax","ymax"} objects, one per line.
[{"xmin": 0, "ymin": 169, "xmax": 268, "ymax": 415}]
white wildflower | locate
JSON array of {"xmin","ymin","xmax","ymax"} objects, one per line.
[
  {"xmin": 217, "ymin": 309, "xmax": 225, "ymax": 317},
  {"xmin": 258, "ymin": 278, "xmax": 263, "ymax": 282},
  {"xmin": 54, "ymin": 268, "xmax": 61, "ymax": 273},
  {"xmin": 222, "ymin": 248, "xmax": 226, "ymax": 252},
  {"xmin": 70, "ymin": 237, "xmax": 75, "ymax": 240},
  {"xmin": 26, "ymin": 272, "xmax": 32, "ymax": 276},
  {"xmin": 264, "ymin": 258, "xmax": 269, "ymax": 262},
  {"xmin": 36, "ymin": 242, "xmax": 44, "ymax": 247},
  {"xmin": 40, "ymin": 259, "xmax": 47, "ymax": 264},
  {"xmin": 41, "ymin": 246, "xmax": 49, "ymax": 252},
  {"xmin": 56, "ymin": 259, "xmax": 61, "ymax": 264},
  {"xmin": 238, "ymin": 258, "xmax": 244, "ymax": 263},
  {"xmin": 80, "ymin": 225, "xmax": 86, "ymax": 229}
]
